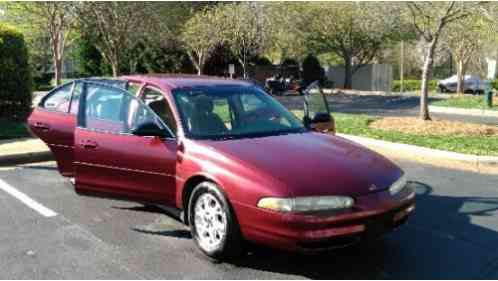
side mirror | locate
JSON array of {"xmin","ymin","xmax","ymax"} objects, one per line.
[
  {"xmin": 305, "ymin": 112, "xmax": 336, "ymax": 134},
  {"xmin": 132, "ymin": 121, "xmax": 169, "ymax": 137}
]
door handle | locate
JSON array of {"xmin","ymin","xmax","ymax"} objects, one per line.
[
  {"xmin": 81, "ymin": 140, "xmax": 98, "ymax": 149},
  {"xmin": 33, "ymin": 122, "xmax": 50, "ymax": 131}
]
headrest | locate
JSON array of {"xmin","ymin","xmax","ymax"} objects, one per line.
[{"xmin": 194, "ymin": 96, "xmax": 214, "ymax": 113}]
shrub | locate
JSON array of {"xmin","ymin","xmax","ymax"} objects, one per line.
[
  {"xmin": 392, "ymin": 79, "xmax": 438, "ymax": 92},
  {"xmin": 0, "ymin": 24, "xmax": 32, "ymax": 120},
  {"xmin": 301, "ymin": 54, "xmax": 325, "ymax": 88},
  {"xmin": 490, "ymin": 79, "xmax": 498, "ymax": 91}
]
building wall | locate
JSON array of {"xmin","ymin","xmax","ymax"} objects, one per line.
[{"xmin": 326, "ymin": 64, "xmax": 392, "ymax": 92}]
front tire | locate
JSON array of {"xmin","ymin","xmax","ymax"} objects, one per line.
[{"xmin": 188, "ymin": 181, "xmax": 243, "ymax": 260}]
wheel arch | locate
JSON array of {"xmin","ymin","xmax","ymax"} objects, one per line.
[{"xmin": 181, "ymin": 173, "xmax": 225, "ymax": 225}]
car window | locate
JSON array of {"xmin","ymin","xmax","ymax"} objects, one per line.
[
  {"xmin": 173, "ymin": 86, "xmax": 305, "ymax": 140},
  {"xmin": 140, "ymin": 87, "xmax": 177, "ymax": 135},
  {"xmin": 84, "ymin": 84, "xmax": 129, "ymax": 134},
  {"xmin": 42, "ymin": 83, "xmax": 73, "ymax": 113},
  {"xmin": 305, "ymin": 85, "xmax": 329, "ymax": 119},
  {"xmin": 212, "ymin": 98, "xmax": 232, "ymax": 129},
  {"xmin": 127, "ymin": 82, "xmax": 142, "ymax": 95},
  {"xmin": 241, "ymin": 94, "xmax": 265, "ymax": 112},
  {"xmin": 84, "ymin": 83, "xmax": 167, "ymax": 135}
]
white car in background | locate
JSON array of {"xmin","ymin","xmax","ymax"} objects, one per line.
[{"xmin": 437, "ymin": 74, "xmax": 488, "ymax": 94}]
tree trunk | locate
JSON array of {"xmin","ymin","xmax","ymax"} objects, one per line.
[
  {"xmin": 420, "ymin": 39, "xmax": 437, "ymax": 121},
  {"xmin": 53, "ymin": 57, "xmax": 62, "ymax": 86},
  {"xmin": 111, "ymin": 61, "xmax": 119, "ymax": 77},
  {"xmin": 51, "ymin": 34, "xmax": 63, "ymax": 86},
  {"xmin": 129, "ymin": 58, "xmax": 138, "ymax": 75},
  {"xmin": 456, "ymin": 59, "xmax": 465, "ymax": 95},
  {"xmin": 196, "ymin": 53, "xmax": 203, "ymax": 75},
  {"xmin": 343, "ymin": 55, "xmax": 353, "ymax": 89}
]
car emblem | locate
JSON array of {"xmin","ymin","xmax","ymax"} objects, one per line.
[{"xmin": 369, "ymin": 184, "xmax": 379, "ymax": 191}]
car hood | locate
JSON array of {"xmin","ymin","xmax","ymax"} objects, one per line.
[{"xmin": 203, "ymin": 132, "xmax": 403, "ymax": 197}]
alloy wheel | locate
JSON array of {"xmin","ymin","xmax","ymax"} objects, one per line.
[{"xmin": 193, "ymin": 193, "xmax": 227, "ymax": 252}]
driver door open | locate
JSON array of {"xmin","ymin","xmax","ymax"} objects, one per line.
[{"xmin": 74, "ymin": 82, "xmax": 178, "ymax": 205}]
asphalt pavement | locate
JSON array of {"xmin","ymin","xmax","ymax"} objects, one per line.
[{"xmin": 0, "ymin": 159, "xmax": 498, "ymax": 279}]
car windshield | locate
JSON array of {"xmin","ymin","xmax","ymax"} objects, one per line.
[{"xmin": 173, "ymin": 86, "xmax": 306, "ymax": 140}]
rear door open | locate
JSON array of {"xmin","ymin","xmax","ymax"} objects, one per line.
[
  {"xmin": 28, "ymin": 82, "xmax": 79, "ymax": 176},
  {"xmin": 27, "ymin": 79, "xmax": 129, "ymax": 177}
]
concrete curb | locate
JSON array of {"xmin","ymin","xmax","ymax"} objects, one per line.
[
  {"xmin": 0, "ymin": 138, "xmax": 53, "ymax": 166},
  {"xmin": 429, "ymin": 105, "xmax": 498, "ymax": 118},
  {"xmin": 338, "ymin": 133, "xmax": 498, "ymax": 173},
  {"xmin": 0, "ymin": 150, "xmax": 53, "ymax": 167}
]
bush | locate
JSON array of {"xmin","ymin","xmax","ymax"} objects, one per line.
[
  {"xmin": 0, "ymin": 24, "xmax": 32, "ymax": 120},
  {"xmin": 490, "ymin": 79, "xmax": 498, "ymax": 91},
  {"xmin": 301, "ymin": 54, "xmax": 325, "ymax": 88},
  {"xmin": 392, "ymin": 79, "xmax": 438, "ymax": 92}
]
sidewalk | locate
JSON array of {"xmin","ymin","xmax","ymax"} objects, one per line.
[
  {"xmin": 429, "ymin": 105, "xmax": 498, "ymax": 118},
  {"xmin": 0, "ymin": 138, "xmax": 52, "ymax": 166}
]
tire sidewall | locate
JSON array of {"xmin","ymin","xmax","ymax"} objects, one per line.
[{"xmin": 188, "ymin": 181, "xmax": 241, "ymax": 259}]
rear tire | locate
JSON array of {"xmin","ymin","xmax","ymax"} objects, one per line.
[{"xmin": 188, "ymin": 181, "xmax": 244, "ymax": 260}]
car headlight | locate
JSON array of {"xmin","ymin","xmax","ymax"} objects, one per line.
[
  {"xmin": 257, "ymin": 196, "xmax": 354, "ymax": 212},
  {"xmin": 389, "ymin": 174, "xmax": 407, "ymax": 195}
]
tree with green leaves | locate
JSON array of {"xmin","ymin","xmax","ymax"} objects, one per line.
[
  {"xmin": 265, "ymin": 2, "xmax": 307, "ymax": 66},
  {"xmin": 75, "ymin": 2, "xmax": 164, "ymax": 77},
  {"xmin": 406, "ymin": 1, "xmax": 477, "ymax": 120},
  {"xmin": 217, "ymin": 2, "xmax": 269, "ymax": 78},
  {"xmin": 181, "ymin": 7, "xmax": 222, "ymax": 75},
  {"xmin": 306, "ymin": 2, "xmax": 404, "ymax": 89},
  {"xmin": 3, "ymin": 2, "xmax": 78, "ymax": 85}
]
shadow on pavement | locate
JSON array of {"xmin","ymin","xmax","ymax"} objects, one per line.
[
  {"xmin": 112, "ymin": 205, "xmax": 165, "ymax": 214},
  {"xmin": 21, "ymin": 165, "xmax": 58, "ymax": 171},
  {"xmin": 132, "ymin": 227, "xmax": 191, "ymax": 239},
  {"xmin": 124, "ymin": 181, "xmax": 498, "ymax": 279}
]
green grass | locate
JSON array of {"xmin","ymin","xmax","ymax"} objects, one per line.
[
  {"xmin": 292, "ymin": 111, "xmax": 498, "ymax": 156},
  {"xmin": 0, "ymin": 119, "xmax": 31, "ymax": 139},
  {"xmin": 431, "ymin": 96, "xmax": 497, "ymax": 111}
]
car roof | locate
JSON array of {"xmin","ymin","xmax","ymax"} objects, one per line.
[{"xmin": 121, "ymin": 74, "xmax": 254, "ymax": 91}]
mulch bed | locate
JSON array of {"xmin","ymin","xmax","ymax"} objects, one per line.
[{"xmin": 369, "ymin": 117, "xmax": 498, "ymax": 137}]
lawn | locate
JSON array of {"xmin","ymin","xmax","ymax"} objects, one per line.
[
  {"xmin": 0, "ymin": 119, "xmax": 31, "ymax": 140},
  {"xmin": 431, "ymin": 95, "xmax": 498, "ymax": 111},
  {"xmin": 292, "ymin": 111, "xmax": 498, "ymax": 156}
]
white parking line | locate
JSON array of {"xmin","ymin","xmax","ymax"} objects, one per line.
[{"xmin": 0, "ymin": 178, "xmax": 57, "ymax": 217}]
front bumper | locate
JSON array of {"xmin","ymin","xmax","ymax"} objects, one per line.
[{"xmin": 233, "ymin": 186, "xmax": 415, "ymax": 252}]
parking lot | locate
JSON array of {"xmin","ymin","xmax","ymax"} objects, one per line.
[{"xmin": 1, "ymin": 158, "xmax": 498, "ymax": 279}]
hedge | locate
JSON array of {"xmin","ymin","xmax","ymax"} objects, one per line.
[
  {"xmin": 393, "ymin": 79, "xmax": 498, "ymax": 92},
  {"xmin": 0, "ymin": 24, "xmax": 32, "ymax": 120},
  {"xmin": 392, "ymin": 79, "xmax": 438, "ymax": 92},
  {"xmin": 490, "ymin": 79, "xmax": 498, "ymax": 91}
]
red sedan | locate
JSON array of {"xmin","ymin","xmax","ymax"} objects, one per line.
[{"xmin": 28, "ymin": 75, "xmax": 415, "ymax": 259}]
